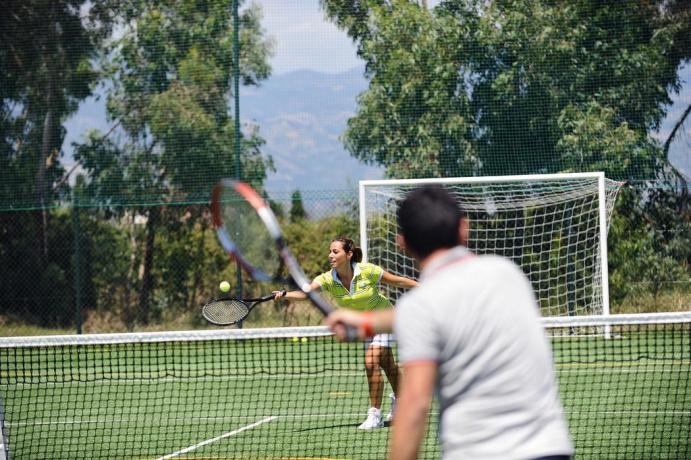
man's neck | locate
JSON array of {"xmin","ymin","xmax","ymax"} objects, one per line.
[{"xmin": 418, "ymin": 248, "xmax": 452, "ymax": 270}]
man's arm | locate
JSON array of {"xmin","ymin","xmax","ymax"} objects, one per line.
[
  {"xmin": 325, "ymin": 308, "xmax": 395, "ymax": 340},
  {"xmin": 389, "ymin": 362, "xmax": 437, "ymax": 460}
]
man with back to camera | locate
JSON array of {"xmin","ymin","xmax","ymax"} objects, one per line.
[{"xmin": 326, "ymin": 185, "xmax": 573, "ymax": 460}]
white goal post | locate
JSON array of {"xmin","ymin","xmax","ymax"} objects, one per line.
[{"xmin": 359, "ymin": 172, "xmax": 624, "ymax": 318}]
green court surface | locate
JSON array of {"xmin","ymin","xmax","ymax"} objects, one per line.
[
  {"xmin": 1, "ymin": 328, "xmax": 689, "ymax": 459},
  {"xmin": 1, "ymin": 338, "xmax": 440, "ymax": 459},
  {"xmin": 552, "ymin": 330, "xmax": 691, "ymax": 459}
]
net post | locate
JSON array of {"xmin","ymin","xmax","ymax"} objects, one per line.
[
  {"xmin": 597, "ymin": 172, "xmax": 612, "ymax": 338},
  {"xmin": 0, "ymin": 394, "xmax": 8, "ymax": 460},
  {"xmin": 359, "ymin": 181, "xmax": 368, "ymax": 263},
  {"xmin": 231, "ymin": 0, "xmax": 244, "ymax": 325}
]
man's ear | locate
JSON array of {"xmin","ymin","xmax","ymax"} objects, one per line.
[
  {"xmin": 396, "ymin": 233, "xmax": 407, "ymax": 253},
  {"xmin": 459, "ymin": 217, "xmax": 469, "ymax": 246}
]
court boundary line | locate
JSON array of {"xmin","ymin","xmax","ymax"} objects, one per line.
[{"xmin": 155, "ymin": 416, "xmax": 277, "ymax": 459}]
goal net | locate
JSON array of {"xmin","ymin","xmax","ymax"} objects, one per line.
[{"xmin": 359, "ymin": 173, "xmax": 623, "ymax": 317}]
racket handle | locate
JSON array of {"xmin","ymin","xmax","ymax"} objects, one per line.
[{"xmin": 343, "ymin": 324, "xmax": 359, "ymax": 342}]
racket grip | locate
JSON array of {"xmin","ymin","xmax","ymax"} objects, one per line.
[{"xmin": 343, "ymin": 324, "xmax": 359, "ymax": 342}]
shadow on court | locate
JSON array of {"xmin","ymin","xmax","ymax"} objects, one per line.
[{"xmin": 294, "ymin": 420, "xmax": 392, "ymax": 432}]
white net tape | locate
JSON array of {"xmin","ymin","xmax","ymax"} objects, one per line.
[{"xmin": 1, "ymin": 312, "xmax": 688, "ymax": 349}]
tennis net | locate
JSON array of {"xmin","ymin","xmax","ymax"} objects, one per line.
[{"xmin": 1, "ymin": 313, "xmax": 689, "ymax": 459}]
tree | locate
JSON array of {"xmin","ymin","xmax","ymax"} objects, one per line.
[
  {"xmin": 324, "ymin": 0, "xmax": 477, "ymax": 177},
  {"xmin": 0, "ymin": 0, "xmax": 112, "ymax": 253},
  {"xmin": 0, "ymin": 0, "xmax": 116, "ymax": 326},
  {"xmin": 74, "ymin": 0, "xmax": 274, "ymax": 326},
  {"xmin": 322, "ymin": 0, "xmax": 691, "ymax": 310},
  {"xmin": 290, "ymin": 190, "xmax": 307, "ymax": 222},
  {"xmin": 321, "ymin": 0, "xmax": 690, "ymax": 181}
]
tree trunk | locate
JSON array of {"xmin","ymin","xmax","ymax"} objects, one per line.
[
  {"xmin": 124, "ymin": 211, "xmax": 138, "ymax": 330},
  {"xmin": 36, "ymin": 79, "xmax": 55, "ymax": 260},
  {"xmin": 138, "ymin": 206, "xmax": 159, "ymax": 325}
]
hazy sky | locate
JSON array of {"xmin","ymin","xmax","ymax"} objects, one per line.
[{"xmin": 252, "ymin": 0, "xmax": 362, "ymax": 75}]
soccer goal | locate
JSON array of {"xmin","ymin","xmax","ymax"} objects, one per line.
[{"xmin": 359, "ymin": 172, "xmax": 624, "ymax": 318}]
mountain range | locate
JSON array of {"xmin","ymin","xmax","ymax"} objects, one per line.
[
  {"xmin": 234, "ymin": 65, "xmax": 691, "ymax": 188},
  {"xmin": 242, "ymin": 66, "xmax": 384, "ymax": 191},
  {"xmin": 62, "ymin": 66, "xmax": 384, "ymax": 193},
  {"xmin": 62, "ymin": 65, "xmax": 690, "ymax": 192}
]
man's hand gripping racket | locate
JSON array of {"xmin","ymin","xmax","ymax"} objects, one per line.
[{"xmin": 211, "ymin": 179, "xmax": 356, "ymax": 340}]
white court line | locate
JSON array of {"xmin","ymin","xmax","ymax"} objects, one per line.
[{"xmin": 155, "ymin": 416, "xmax": 277, "ymax": 459}]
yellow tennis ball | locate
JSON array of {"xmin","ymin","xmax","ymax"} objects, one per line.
[
  {"xmin": 292, "ymin": 337, "xmax": 299, "ymax": 343},
  {"xmin": 301, "ymin": 337, "xmax": 308, "ymax": 343},
  {"xmin": 219, "ymin": 281, "xmax": 230, "ymax": 292}
]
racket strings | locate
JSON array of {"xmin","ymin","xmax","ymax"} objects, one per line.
[
  {"xmin": 219, "ymin": 188, "xmax": 280, "ymax": 276},
  {"xmin": 203, "ymin": 299, "xmax": 250, "ymax": 325}
]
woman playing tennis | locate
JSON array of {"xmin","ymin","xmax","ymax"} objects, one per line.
[{"xmin": 274, "ymin": 235, "xmax": 418, "ymax": 429}]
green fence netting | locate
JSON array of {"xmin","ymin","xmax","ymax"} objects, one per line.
[{"xmin": 1, "ymin": 1, "xmax": 690, "ymax": 334}]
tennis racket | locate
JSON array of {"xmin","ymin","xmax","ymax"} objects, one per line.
[
  {"xmin": 202, "ymin": 292, "xmax": 280, "ymax": 326},
  {"xmin": 211, "ymin": 179, "xmax": 354, "ymax": 338}
]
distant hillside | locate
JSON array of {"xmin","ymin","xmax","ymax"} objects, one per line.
[
  {"xmin": 62, "ymin": 65, "xmax": 690, "ymax": 193},
  {"xmin": 61, "ymin": 67, "xmax": 384, "ymax": 194},
  {"xmin": 247, "ymin": 65, "xmax": 691, "ymax": 190},
  {"xmin": 242, "ymin": 67, "xmax": 385, "ymax": 191}
]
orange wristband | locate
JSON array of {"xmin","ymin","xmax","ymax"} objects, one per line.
[{"xmin": 361, "ymin": 311, "xmax": 375, "ymax": 338}]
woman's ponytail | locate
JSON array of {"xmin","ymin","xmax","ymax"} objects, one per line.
[{"xmin": 332, "ymin": 236, "xmax": 363, "ymax": 263}]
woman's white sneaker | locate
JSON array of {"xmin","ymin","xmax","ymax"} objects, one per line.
[{"xmin": 358, "ymin": 407, "xmax": 383, "ymax": 430}]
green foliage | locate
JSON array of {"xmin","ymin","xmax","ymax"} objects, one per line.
[
  {"xmin": 290, "ymin": 190, "xmax": 307, "ymax": 222},
  {"xmin": 608, "ymin": 183, "xmax": 691, "ymax": 304},
  {"xmin": 323, "ymin": 0, "xmax": 688, "ymax": 181},
  {"xmin": 69, "ymin": 0, "xmax": 275, "ymax": 323},
  {"xmin": 557, "ymin": 102, "xmax": 661, "ymax": 178},
  {"xmin": 2, "ymin": 0, "xmax": 691, "ymax": 332},
  {"xmin": 0, "ymin": 207, "xmax": 101, "ymax": 328},
  {"xmin": 80, "ymin": 0, "xmax": 275, "ymax": 203},
  {"xmin": 76, "ymin": 210, "xmax": 131, "ymax": 314},
  {"xmin": 0, "ymin": 195, "xmax": 360, "ymax": 332},
  {"xmin": 0, "ymin": 0, "xmax": 112, "ymax": 210},
  {"xmin": 339, "ymin": 1, "xmax": 477, "ymax": 177}
]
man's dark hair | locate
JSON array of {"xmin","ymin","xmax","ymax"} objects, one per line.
[{"xmin": 396, "ymin": 185, "xmax": 465, "ymax": 259}]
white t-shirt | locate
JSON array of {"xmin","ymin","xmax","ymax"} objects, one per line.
[{"xmin": 395, "ymin": 246, "xmax": 573, "ymax": 460}]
